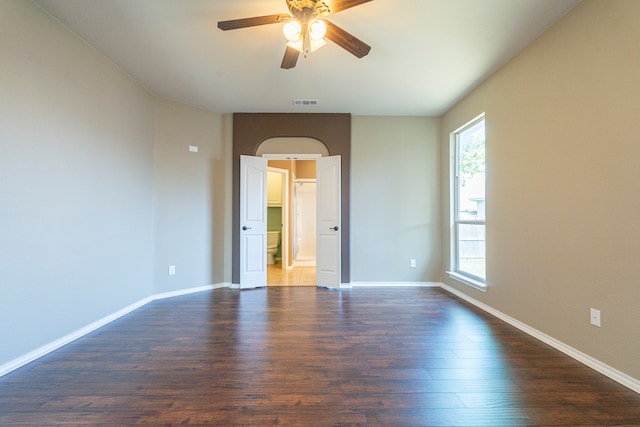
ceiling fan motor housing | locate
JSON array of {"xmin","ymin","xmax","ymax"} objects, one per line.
[{"xmin": 287, "ymin": 0, "xmax": 331, "ymax": 17}]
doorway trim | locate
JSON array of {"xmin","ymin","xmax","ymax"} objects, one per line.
[
  {"xmin": 267, "ymin": 166, "xmax": 289, "ymax": 271},
  {"xmin": 292, "ymin": 177, "xmax": 317, "ymax": 268},
  {"xmin": 263, "ymin": 153, "xmax": 322, "ymax": 160},
  {"xmin": 231, "ymin": 113, "xmax": 351, "ymax": 287}
]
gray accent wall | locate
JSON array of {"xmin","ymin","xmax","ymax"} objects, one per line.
[
  {"xmin": 440, "ymin": 0, "xmax": 640, "ymax": 380},
  {"xmin": 231, "ymin": 113, "xmax": 351, "ymax": 285},
  {"xmin": 351, "ymin": 117, "xmax": 441, "ymax": 283},
  {"xmin": 1, "ymin": 0, "xmax": 155, "ymax": 365}
]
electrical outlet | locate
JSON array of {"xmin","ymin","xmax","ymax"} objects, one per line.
[
  {"xmin": 590, "ymin": 308, "xmax": 601, "ymax": 327},
  {"xmin": 168, "ymin": 265, "xmax": 176, "ymax": 276},
  {"xmin": 410, "ymin": 259, "xmax": 416, "ymax": 268}
]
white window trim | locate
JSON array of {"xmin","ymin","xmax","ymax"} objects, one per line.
[
  {"xmin": 451, "ymin": 113, "xmax": 486, "ymax": 289},
  {"xmin": 446, "ymin": 270, "xmax": 487, "ymax": 292}
]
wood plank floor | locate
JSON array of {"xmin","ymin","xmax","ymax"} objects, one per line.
[{"xmin": 1, "ymin": 287, "xmax": 639, "ymax": 426}]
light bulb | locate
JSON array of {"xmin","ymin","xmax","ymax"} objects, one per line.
[
  {"xmin": 282, "ymin": 20, "xmax": 302, "ymax": 42},
  {"xmin": 308, "ymin": 19, "xmax": 327, "ymax": 41}
]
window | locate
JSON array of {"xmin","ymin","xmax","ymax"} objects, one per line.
[{"xmin": 451, "ymin": 115, "xmax": 485, "ymax": 287}]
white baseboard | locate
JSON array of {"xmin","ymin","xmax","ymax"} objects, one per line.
[
  {"xmin": 0, "ymin": 296, "xmax": 152, "ymax": 378},
  {"xmin": 351, "ymin": 281, "xmax": 441, "ymax": 288},
  {"xmin": 151, "ymin": 283, "xmax": 229, "ymax": 301},
  {"xmin": 4, "ymin": 281, "xmax": 639, "ymax": 396},
  {"xmin": 314, "ymin": 283, "xmax": 350, "ymax": 290},
  {"xmin": 0, "ymin": 282, "xmax": 230, "ymax": 378},
  {"xmin": 282, "ymin": 282, "xmax": 440, "ymax": 289},
  {"xmin": 439, "ymin": 282, "xmax": 640, "ymax": 395}
]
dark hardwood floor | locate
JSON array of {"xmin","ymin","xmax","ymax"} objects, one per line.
[{"xmin": 1, "ymin": 287, "xmax": 639, "ymax": 426}]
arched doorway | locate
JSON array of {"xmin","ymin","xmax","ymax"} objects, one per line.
[{"xmin": 231, "ymin": 113, "xmax": 351, "ymax": 287}]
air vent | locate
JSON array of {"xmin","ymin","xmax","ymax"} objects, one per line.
[{"xmin": 293, "ymin": 99, "xmax": 319, "ymax": 106}]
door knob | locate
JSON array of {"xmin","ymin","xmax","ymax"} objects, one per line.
[
  {"xmin": 242, "ymin": 226, "xmax": 251, "ymax": 231},
  {"xmin": 330, "ymin": 226, "xmax": 339, "ymax": 231}
]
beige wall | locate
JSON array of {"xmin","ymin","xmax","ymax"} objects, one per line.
[
  {"xmin": 1, "ymin": 0, "xmax": 234, "ymax": 370},
  {"xmin": 441, "ymin": 0, "xmax": 640, "ymax": 379},
  {"xmin": 268, "ymin": 160, "xmax": 293, "ymax": 170},
  {"xmin": 8, "ymin": 0, "xmax": 638, "ymax": 389},
  {"xmin": 1, "ymin": 0, "xmax": 155, "ymax": 367},
  {"xmin": 295, "ymin": 160, "xmax": 316, "ymax": 179},
  {"xmin": 352, "ymin": 116, "xmax": 441, "ymax": 283},
  {"xmin": 152, "ymin": 100, "xmax": 232, "ymax": 292}
]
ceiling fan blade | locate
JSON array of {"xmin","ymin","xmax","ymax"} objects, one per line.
[
  {"xmin": 281, "ymin": 45, "xmax": 300, "ymax": 69},
  {"xmin": 217, "ymin": 14, "xmax": 290, "ymax": 31},
  {"xmin": 325, "ymin": 21, "xmax": 371, "ymax": 58},
  {"xmin": 329, "ymin": 0, "xmax": 373, "ymax": 14}
]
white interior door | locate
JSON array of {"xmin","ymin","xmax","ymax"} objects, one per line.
[
  {"xmin": 240, "ymin": 155, "xmax": 267, "ymax": 289},
  {"xmin": 316, "ymin": 156, "xmax": 341, "ymax": 288},
  {"xmin": 295, "ymin": 181, "xmax": 317, "ymax": 262}
]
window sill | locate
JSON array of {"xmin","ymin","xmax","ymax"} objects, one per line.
[{"xmin": 446, "ymin": 271, "xmax": 487, "ymax": 292}]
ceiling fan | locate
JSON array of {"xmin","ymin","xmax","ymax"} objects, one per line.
[{"xmin": 217, "ymin": 0, "xmax": 372, "ymax": 69}]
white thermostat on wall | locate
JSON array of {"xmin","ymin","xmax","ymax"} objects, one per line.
[{"xmin": 189, "ymin": 145, "xmax": 199, "ymax": 153}]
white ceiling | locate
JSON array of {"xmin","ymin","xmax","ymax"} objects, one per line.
[{"xmin": 33, "ymin": 0, "xmax": 581, "ymax": 116}]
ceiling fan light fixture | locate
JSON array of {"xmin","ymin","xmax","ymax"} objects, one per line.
[
  {"xmin": 309, "ymin": 38, "xmax": 326, "ymax": 52},
  {"xmin": 287, "ymin": 38, "xmax": 324, "ymax": 54},
  {"xmin": 285, "ymin": 18, "xmax": 326, "ymax": 56},
  {"xmin": 286, "ymin": 39, "xmax": 304, "ymax": 52},
  {"xmin": 282, "ymin": 20, "xmax": 302, "ymax": 42},
  {"xmin": 308, "ymin": 19, "xmax": 327, "ymax": 40},
  {"xmin": 217, "ymin": 0, "xmax": 373, "ymax": 69}
]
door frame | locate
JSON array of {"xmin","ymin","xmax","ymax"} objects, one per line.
[
  {"xmin": 292, "ymin": 178, "xmax": 317, "ymax": 267},
  {"xmin": 231, "ymin": 113, "xmax": 351, "ymax": 288},
  {"xmin": 266, "ymin": 155, "xmax": 322, "ymax": 272},
  {"xmin": 241, "ymin": 154, "xmax": 341, "ymax": 289},
  {"xmin": 267, "ymin": 166, "xmax": 289, "ymax": 271}
]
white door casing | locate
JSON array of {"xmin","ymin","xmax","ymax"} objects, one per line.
[
  {"xmin": 239, "ymin": 155, "xmax": 267, "ymax": 289},
  {"xmin": 268, "ymin": 167, "xmax": 289, "ymax": 271},
  {"xmin": 316, "ymin": 156, "xmax": 341, "ymax": 288}
]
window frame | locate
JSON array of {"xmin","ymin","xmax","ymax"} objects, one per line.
[{"xmin": 448, "ymin": 114, "xmax": 486, "ymax": 291}]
